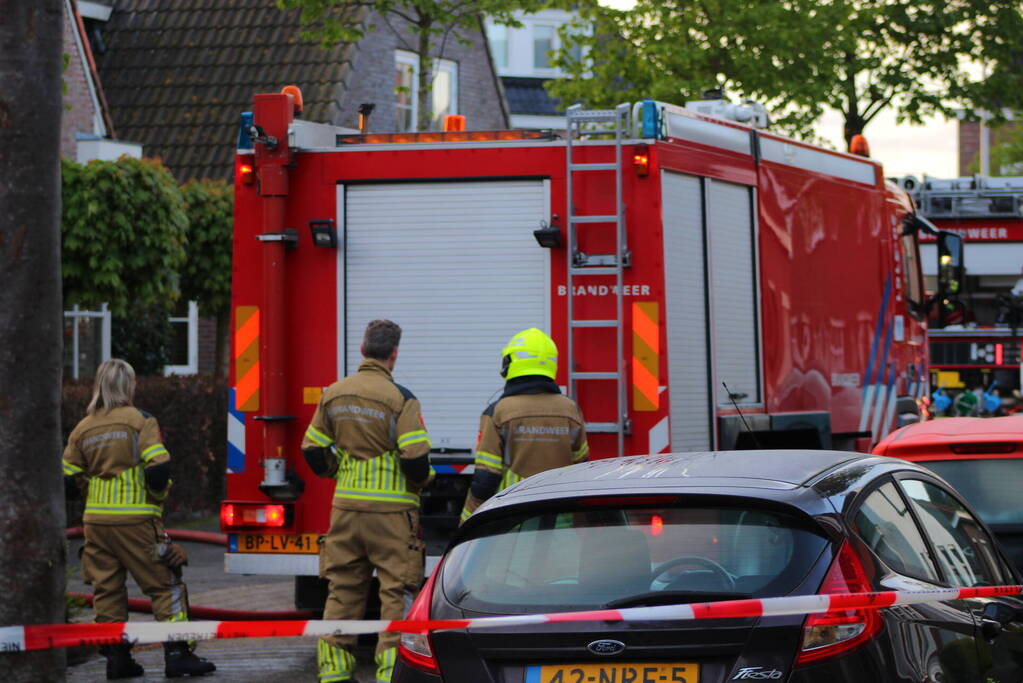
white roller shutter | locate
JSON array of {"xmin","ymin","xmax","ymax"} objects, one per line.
[
  {"xmin": 661, "ymin": 172, "xmax": 712, "ymax": 451},
  {"xmin": 340, "ymin": 181, "xmax": 549, "ymax": 451},
  {"xmin": 707, "ymin": 180, "xmax": 760, "ymax": 405}
]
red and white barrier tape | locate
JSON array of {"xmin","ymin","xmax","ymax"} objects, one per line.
[{"xmin": 4, "ymin": 585, "xmax": 1021, "ymax": 653}]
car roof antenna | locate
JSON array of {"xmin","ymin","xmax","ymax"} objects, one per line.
[{"xmin": 723, "ymin": 382, "xmax": 762, "ymax": 449}]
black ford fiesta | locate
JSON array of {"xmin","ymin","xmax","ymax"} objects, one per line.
[{"xmin": 393, "ymin": 450, "xmax": 1023, "ymax": 683}]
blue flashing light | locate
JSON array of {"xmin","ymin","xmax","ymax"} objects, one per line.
[
  {"xmin": 237, "ymin": 112, "xmax": 254, "ymax": 150},
  {"xmin": 640, "ymin": 100, "xmax": 660, "ymax": 139}
]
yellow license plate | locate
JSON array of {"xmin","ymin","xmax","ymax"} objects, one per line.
[
  {"xmin": 233, "ymin": 533, "xmax": 320, "ymax": 554},
  {"xmin": 528, "ymin": 662, "xmax": 698, "ymax": 683}
]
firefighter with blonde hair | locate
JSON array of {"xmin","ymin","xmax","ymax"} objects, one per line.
[
  {"xmin": 301, "ymin": 319, "xmax": 434, "ymax": 683},
  {"xmin": 63, "ymin": 359, "xmax": 215, "ymax": 679},
  {"xmin": 460, "ymin": 328, "xmax": 588, "ymax": 521}
]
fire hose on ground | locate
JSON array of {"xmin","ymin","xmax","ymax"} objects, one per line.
[{"xmin": 65, "ymin": 527, "xmax": 317, "ymax": 621}]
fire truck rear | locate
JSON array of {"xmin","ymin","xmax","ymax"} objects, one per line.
[
  {"xmin": 903, "ymin": 174, "xmax": 1023, "ymax": 408},
  {"xmin": 220, "ymin": 89, "xmax": 961, "ymax": 608}
]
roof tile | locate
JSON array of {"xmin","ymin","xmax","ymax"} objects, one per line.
[{"xmin": 99, "ymin": 0, "xmax": 359, "ymax": 181}]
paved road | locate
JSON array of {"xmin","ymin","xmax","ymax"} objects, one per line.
[{"xmin": 66, "ymin": 519, "xmax": 379, "ymax": 682}]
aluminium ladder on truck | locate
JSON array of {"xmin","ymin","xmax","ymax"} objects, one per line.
[{"xmin": 565, "ymin": 103, "xmax": 632, "ymax": 458}]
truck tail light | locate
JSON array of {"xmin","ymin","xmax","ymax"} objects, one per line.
[
  {"xmin": 238, "ymin": 163, "xmax": 255, "ymax": 185},
  {"xmin": 633, "ymin": 144, "xmax": 649, "ymax": 176},
  {"xmin": 796, "ymin": 541, "xmax": 882, "ymax": 666},
  {"xmin": 398, "ymin": 565, "xmax": 442, "ymax": 674},
  {"xmin": 220, "ymin": 501, "xmax": 293, "ymax": 530}
]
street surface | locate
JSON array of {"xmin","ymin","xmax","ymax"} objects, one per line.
[{"xmin": 66, "ymin": 519, "xmax": 378, "ymax": 681}]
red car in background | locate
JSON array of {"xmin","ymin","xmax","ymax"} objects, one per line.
[{"xmin": 874, "ymin": 416, "xmax": 1023, "ymax": 572}]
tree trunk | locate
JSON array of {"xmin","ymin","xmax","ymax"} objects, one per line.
[
  {"xmin": 843, "ymin": 113, "xmax": 866, "ymax": 152},
  {"xmin": 415, "ymin": 17, "xmax": 434, "ymax": 132},
  {"xmin": 0, "ymin": 1, "xmax": 67, "ymax": 681}
]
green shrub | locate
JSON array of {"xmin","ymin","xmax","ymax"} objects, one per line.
[
  {"xmin": 111, "ymin": 304, "xmax": 174, "ymax": 376},
  {"xmin": 63, "ymin": 376, "xmax": 226, "ymax": 525},
  {"xmin": 61, "ymin": 156, "xmax": 187, "ymax": 315}
]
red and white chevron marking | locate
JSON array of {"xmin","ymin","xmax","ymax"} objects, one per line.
[{"xmin": 3, "ymin": 585, "xmax": 1021, "ymax": 653}]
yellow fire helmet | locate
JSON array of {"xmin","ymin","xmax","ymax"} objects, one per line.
[{"xmin": 500, "ymin": 328, "xmax": 558, "ymax": 381}]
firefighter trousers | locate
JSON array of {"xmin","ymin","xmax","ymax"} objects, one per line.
[
  {"xmin": 318, "ymin": 507, "xmax": 425, "ymax": 673},
  {"xmin": 82, "ymin": 519, "xmax": 188, "ymax": 623}
]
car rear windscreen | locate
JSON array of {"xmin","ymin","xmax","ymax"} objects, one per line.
[
  {"xmin": 920, "ymin": 458, "xmax": 1023, "ymax": 525},
  {"xmin": 441, "ymin": 504, "xmax": 828, "ymax": 614}
]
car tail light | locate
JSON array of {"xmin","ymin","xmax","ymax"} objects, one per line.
[
  {"xmin": 950, "ymin": 442, "xmax": 1017, "ymax": 455},
  {"xmin": 795, "ymin": 541, "xmax": 882, "ymax": 665},
  {"xmin": 578, "ymin": 495, "xmax": 679, "ymax": 507},
  {"xmin": 220, "ymin": 501, "xmax": 293, "ymax": 530},
  {"xmin": 398, "ymin": 565, "xmax": 442, "ymax": 674}
]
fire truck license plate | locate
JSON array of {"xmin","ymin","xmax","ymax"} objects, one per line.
[
  {"xmin": 527, "ymin": 663, "xmax": 698, "ymax": 683},
  {"xmin": 235, "ymin": 533, "xmax": 320, "ymax": 554}
]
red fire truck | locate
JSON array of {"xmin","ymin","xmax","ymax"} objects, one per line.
[
  {"xmin": 220, "ymin": 89, "xmax": 960, "ymax": 606},
  {"xmin": 906, "ymin": 174, "xmax": 1023, "ymax": 406}
]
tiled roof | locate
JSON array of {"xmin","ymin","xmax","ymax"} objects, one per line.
[
  {"xmin": 501, "ymin": 76, "xmax": 561, "ymax": 116},
  {"xmin": 98, "ymin": 0, "xmax": 361, "ymax": 182}
]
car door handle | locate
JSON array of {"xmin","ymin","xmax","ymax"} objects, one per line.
[{"xmin": 980, "ymin": 617, "xmax": 1004, "ymax": 642}]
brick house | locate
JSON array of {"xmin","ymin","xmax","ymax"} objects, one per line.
[
  {"xmin": 484, "ymin": 8, "xmax": 587, "ymax": 130},
  {"xmin": 94, "ymin": 0, "xmax": 509, "ymax": 183},
  {"xmin": 959, "ymin": 117, "xmax": 1020, "ymax": 176},
  {"xmin": 62, "ymin": 0, "xmax": 142, "ymax": 161}
]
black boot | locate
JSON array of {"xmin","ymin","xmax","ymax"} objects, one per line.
[
  {"xmin": 164, "ymin": 641, "xmax": 217, "ymax": 678},
  {"xmin": 100, "ymin": 643, "xmax": 144, "ymax": 680}
]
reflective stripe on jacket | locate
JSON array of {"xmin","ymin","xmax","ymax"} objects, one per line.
[
  {"xmin": 301, "ymin": 359, "xmax": 434, "ymax": 512},
  {"xmin": 460, "ymin": 376, "xmax": 587, "ymax": 522},
  {"xmin": 63, "ymin": 406, "xmax": 172, "ymax": 524}
]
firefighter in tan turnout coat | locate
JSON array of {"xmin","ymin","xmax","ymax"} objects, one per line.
[
  {"xmin": 301, "ymin": 320, "xmax": 434, "ymax": 683},
  {"xmin": 62, "ymin": 359, "xmax": 215, "ymax": 680},
  {"xmin": 461, "ymin": 328, "xmax": 588, "ymax": 522}
]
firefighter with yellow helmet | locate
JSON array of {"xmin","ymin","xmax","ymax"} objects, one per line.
[
  {"xmin": 460, "ymin": 328, "xmax": 588, "ymax": 521},
  {"xmin": 301, "ymin": 319, "xmax": 434, "ymax": 683}
]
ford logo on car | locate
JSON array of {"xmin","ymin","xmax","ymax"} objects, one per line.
[{"xmin": 587, "ymin": 640, "xmax": 626, "ymax": 656}]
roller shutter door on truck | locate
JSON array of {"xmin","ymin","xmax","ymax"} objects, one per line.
[
  {"xmin": 339, "ymin": 180, "xmax": 549, "ymax": 452},
  {"xmin": 707, "ymin": 180, "xmax": 761, "ymax": 407},
  {"xmin": 662, "ymin": 172, "xmax": 713, "ymax": 450}
]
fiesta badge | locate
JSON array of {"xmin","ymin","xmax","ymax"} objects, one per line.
[{"xmin": 587, "ymin": 639, "xmax": 626, "ymax": 656}]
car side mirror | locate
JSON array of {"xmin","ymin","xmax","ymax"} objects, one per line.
[
  {"xmin": 937, "ymin": 230, "xmax": 964, "ymax": 300},
  {"xmin": 983, "ymin": 599, "xmax": 1019, "ymax": 626}
]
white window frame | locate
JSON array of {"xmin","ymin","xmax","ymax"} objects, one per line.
[
  {"xmin": 64, "ymin": 303, "xmax": 112, "ymax": 380},
  {"xmin": 164, "ymin": 300, "xmax": 199, "ymax": 376},
  {"xmin": 531, "ymin": 23, "xmax": 558, "ymax": 73},
  {"xmin": 486, "ymin": 22, "xmax": 509, "ymax": 69},
  {"xmin": 395, "ymin": 50, "xmax": 458, "ymax": 132}
]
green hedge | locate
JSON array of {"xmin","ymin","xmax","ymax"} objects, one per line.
[{"xmin": 63, "ymin": 376, "xmax": 226, "ymax": 525}]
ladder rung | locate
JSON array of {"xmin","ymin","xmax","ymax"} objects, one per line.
[
  {"xmin": 572, "ymin": 372, "xmax": 619, "ymax": 380},
  {"xmin": 585, "ymin": 422, "xmax": 623, "ymax": 433},
  {"xmin": 569, "ymin": 163, "xmax": 618, "ymax": 171},
  {"xmin": 568, "ymin": 110, "xmax": 620, "ymax": 121},
  {"xmin": 570, "ymin": 215, "xmax": 617, "ymax": 224},
  {"xmin": 570, "ymin": 267, "xmax": 617, "ymax": 276},
  {"xmin": 571, "ymin": 320, "xmax": 619, "ymax": 328}
]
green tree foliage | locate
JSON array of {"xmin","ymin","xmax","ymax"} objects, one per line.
[
  {"xmin": 982, "ymin": 124, "xmax": 1023, "ymax": 177},
  {"xmin": 180, "ymin": 179, "xmax": 233, "ymax": 376},
  {"xmin": 61, "ymin": 156, "xmax": 187, "ymax": 315},
  {"xmin": 180, "ymin": 180, "xmax": 232, "ymax": 318},
  {"xmin": 278, "ymin": 0, "xmax": 545, "ymax": 131},
  {"xmin": 965, "ymin": 123, "xmax": 1023, "ymax": 177},
  {"xmin": 549, "ymin": 0, "xmax": 1023, "ymax": 148}
]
